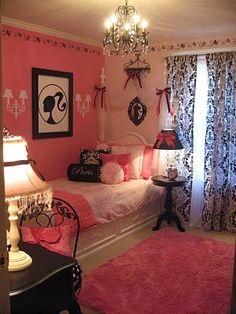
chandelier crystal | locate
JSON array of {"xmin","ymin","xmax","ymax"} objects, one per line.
[{"xmin": 103, "ymin": 0, "xmax": 149, "ymax": 55}]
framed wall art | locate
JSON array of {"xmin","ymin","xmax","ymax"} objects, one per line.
[
  {"xmin": 32, "ymin": 68, "xmax": 73, "ymax": 139},
  {"xmin": 128, "ymin": 96, "xmax": 147, "ymax": 126}
]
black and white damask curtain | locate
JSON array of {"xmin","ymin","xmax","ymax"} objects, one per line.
[
  {"xmin": 202, "ymin": 52, "xmax": 236, "ymax": 231},
  {"xmin": 165, "ymin": 55, "xmax": 197, "ymax": 224}
]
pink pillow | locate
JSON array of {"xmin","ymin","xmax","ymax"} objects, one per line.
[
  {"xmin": 110, "ymin": 145, "xmax": 145, "ymax": 179},
  {"xmin": 21, "ymin": 225, "xmax": 72, "ymax": 256},
  {"xmin": 101, "ymin": 153, "xmax": 131, "ymax": 181},
  {"xmin": 100, "ymin": 162, "xmax": 124, "ymax": 184},
  {"xmin": 141, "ymin": 146, "xmax": 154, "ymax": 179}
]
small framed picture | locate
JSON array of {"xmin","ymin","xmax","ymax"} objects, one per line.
[{"xmin": 32, "ymin": 68, "xmax": 73, "ymax": 139}]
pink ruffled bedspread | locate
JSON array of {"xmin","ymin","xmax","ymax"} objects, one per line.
[
  {"xmin": 53, "ymin": 189, "xmax": 97, "ymax": 231},
  {"xmin": 50, "ymin": 178, "xmax": 163, "ymax": 224}
]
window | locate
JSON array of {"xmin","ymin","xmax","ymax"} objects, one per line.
[{"xmin": 190, "ymin": 55, "xmax": 208, "ymax": 227}]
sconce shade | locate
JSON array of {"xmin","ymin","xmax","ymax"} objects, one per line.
[{"xmin": 153, "ymin": 129, "xmax": 183, "ymax": 150}]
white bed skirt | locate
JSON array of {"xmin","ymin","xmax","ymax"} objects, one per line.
[{"xmin": 77, "ymin": 197, "xmax": 163, "ymax": 260}]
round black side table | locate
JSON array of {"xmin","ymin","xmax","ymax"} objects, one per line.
[{"xmin": 152, "ymin": 175, "xmax": 187, "ymax": 232}]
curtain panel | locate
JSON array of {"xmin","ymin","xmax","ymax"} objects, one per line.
[
  {"xmin": 165, "ymin": 55, "xmax": 197, "ymax": 224},
  {"xmin": 203, "ymin": 52, "xmax": 236, "ymax": 232}
]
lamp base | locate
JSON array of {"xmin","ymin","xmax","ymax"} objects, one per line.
[{"xmin": 8, "ymin": 250, "xmax": 32, "ymax": 272}]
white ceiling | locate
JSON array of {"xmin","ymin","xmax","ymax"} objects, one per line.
[{"xmin": 2, "ymin": 0, "xmax": 236, "ymax": 47}]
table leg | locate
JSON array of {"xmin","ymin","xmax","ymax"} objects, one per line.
[
  {"xmin": 68, "ymin": 299, "xmax": 82, "ymax": 314},
  {"xmin": 153, "ymin": 186, "xmax": 185, "ymax": 232},
  {"xmin": 152, "ymin": 212, "xmax": 168, "ymax": 231}
]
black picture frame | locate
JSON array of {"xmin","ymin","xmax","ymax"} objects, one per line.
[
  {"xmin": 32, "ymin": 68, "xmax": 73, "ymax": 139},
  {"xmin": 128, "ymin": 96, "xmax": 147, "ymax": 126}
]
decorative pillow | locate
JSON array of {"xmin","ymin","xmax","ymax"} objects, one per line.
[
  {"xmin": 110, "ymin": 145, "xmax": 145, "ymax": 179},
  {"xmin": 101, "ymin": 153, "xmax": 131, "ymax": 181},
  {"xmin": 67, "ymin": 163, "xmax": 100, "ymax": 182},
  {"xmin": 100, "ymin": 162, "xmax": 124, "ymax": 185},
  {"xmin": 21, "ymin": 225, "xmax": 72, "ymax": 256},
  {"xmin": 80, "ymin": 148, "xmax": 111, "ymax": 165},
  {"xmin": 96, "ymin": 142, "xmax": 110, "ymax": 150},
  {"xmin": 141, "ymin": 145, "xmax": 154, "ymax": 179}
]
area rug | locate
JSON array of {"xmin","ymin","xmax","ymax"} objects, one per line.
[{"xmin": 77, "ymin": 228, "xmax": 235, "ymax": 314}]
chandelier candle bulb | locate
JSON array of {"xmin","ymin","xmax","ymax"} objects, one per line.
[
  {"xmin": 133, "ymin": 14, "xmax": 140, "ymax": 23},
  {"xmin": 141, "ymin": 19, "xmax": 148, "ymax": 30},
  {"xmin": 110, "ymin": 14, "xmax": 117, "ymax": 24},
  {"xmin": 105, "ymin": 19, "xmax": 111, "ymax": 30}
]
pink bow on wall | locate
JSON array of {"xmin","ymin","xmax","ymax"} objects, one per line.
[
  {"xmin": 94, "ymin": 85, "xmax": 108, "ymax": 110},
  {"xmin": 124, "ymin": 69, "xmax": 143, "ymax": 89},
  {"xmin": 155, "ymin": 87, "xmax": 174, "ymax": 116}
]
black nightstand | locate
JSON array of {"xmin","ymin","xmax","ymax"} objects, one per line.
[
  {"xmin": 151, "ymin": 175, "xmax": 187, "ymax": 232},
  {"xmin": 10, "ymin": 242, "xmax": 81, "ymax": 314}
]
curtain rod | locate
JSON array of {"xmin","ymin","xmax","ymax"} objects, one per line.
[{"xmin": 166, "ymin": 46, "xmax": 236, "ymax": 57}]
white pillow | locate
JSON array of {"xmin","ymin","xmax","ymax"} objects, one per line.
[
  {"xmin": 100, "ymin": 162, "xmax": 124, "ymax": 184},
  {"xmin": 111, "ymin": 145, "xmax": 145, "ymax": 179}
]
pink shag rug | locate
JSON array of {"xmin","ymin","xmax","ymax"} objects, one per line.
[{"xmin": 78, "ymin": 229, "xmax": 234, "ymax": 314}]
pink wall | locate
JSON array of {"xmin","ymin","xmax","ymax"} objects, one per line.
[{"xmin": 2, "ymin": 25, "xmax": 105, "ymax": 180}]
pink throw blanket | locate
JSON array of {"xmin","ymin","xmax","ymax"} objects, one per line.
[{"xmin": 53, "ymin": 189, "xmax": 97, "ymax": 231}]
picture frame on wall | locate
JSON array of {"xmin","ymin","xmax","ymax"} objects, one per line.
[{"xmin": 32, "ymin": 68, "xmax": 73, "ymax": 139}]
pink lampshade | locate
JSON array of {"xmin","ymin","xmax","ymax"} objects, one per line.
[{"xmin": 3, "ymin": 136, "xmax": 51, "ymax": 209}]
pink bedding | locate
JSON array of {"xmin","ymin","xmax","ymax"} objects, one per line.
[
  {"xmin": 53, "ymin": 189, "xmax": 97, "ymax": 231},
  {"xmin": 50, "ymin": 178, "xmax": 163, "ymax": 224}
]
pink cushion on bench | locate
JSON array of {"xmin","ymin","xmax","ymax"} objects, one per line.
[{"xmin": 21, "ymin": 224, "xmax": 72, "ymax": 256}]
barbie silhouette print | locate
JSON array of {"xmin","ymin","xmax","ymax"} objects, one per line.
[{"xmin": 32, "ymin": 68, "xmax": 73, "ymax": 139}]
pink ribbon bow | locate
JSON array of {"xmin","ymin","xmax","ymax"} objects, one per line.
[
  {"xmin": 155, "ymin": 87, "xmax": 174, "ymax": 116},
  {"xmin": 155, "ymin": 132, "xmax": 175, "ymax": 148},
  {"xmin": 124, "ymin": 69, "xmax": 143, "ymax": 89},
  {"xmin": 94, "ymin": 85, "xmax": 108, "ymax": 110}
]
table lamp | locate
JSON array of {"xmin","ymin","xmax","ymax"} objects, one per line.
[
  {"xmin": 153, "ymin": 129, "xmax": 183, "ymax": 180},
  {"xmin": 3, "ymin": 131, "xmax": 52, "ymax": 272}
]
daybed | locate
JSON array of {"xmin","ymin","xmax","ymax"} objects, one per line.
[{"xmin": 49, "ymin": 132, "xmax": 164, "ymax": 260}]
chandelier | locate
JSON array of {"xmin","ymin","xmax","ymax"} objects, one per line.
[{"xmin": 103, "ymin": 0, "xmax": 149, "ymax": 55}]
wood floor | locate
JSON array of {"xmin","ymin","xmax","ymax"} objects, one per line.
[{"xmin": 78, "ymin": 222, "xmax": 236, "ymax": 314}]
